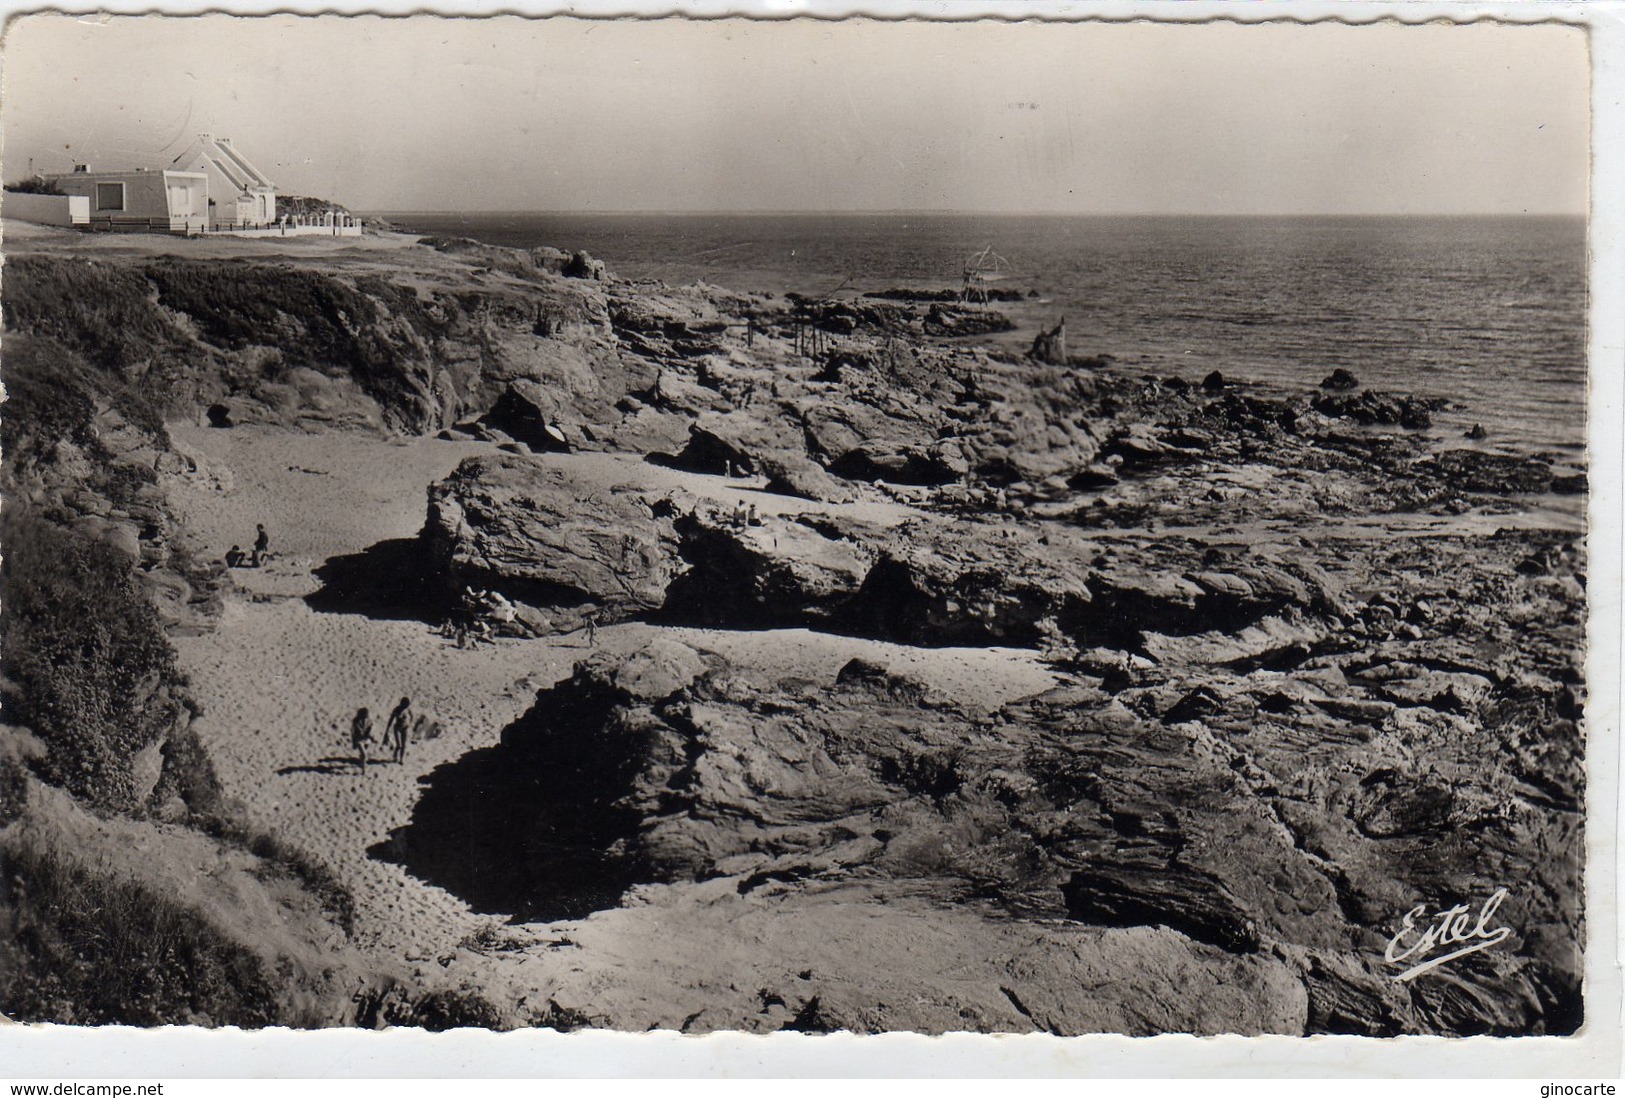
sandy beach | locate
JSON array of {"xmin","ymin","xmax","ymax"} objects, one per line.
[{"xmin": 167, "ymin": 423, "xmax": 1061, "ymax": 968}]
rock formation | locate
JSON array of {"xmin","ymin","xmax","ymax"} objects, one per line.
[{"xmin": 1, "ymin": 224, "xmax": 1584, "ymax": 1036}]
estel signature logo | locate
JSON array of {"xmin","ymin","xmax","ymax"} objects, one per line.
[{"xmin": 1383, "ymin": 888, "xmax": 1513, "ymax": 982}]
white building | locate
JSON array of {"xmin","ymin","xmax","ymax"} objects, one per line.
[
  {"xmin": 170, "ymin": 133, "xmax": 277, "ymax": 229},
  {"xmin": 44, "ymin": 165, "xmax": 208, "ymax": 232}
]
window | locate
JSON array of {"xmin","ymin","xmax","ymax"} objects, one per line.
[{"xmin": 95, "ymin": 182, "xmax": 124, "ymax": 211}]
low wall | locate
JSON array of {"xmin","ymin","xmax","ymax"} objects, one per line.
[
  {"xmin": 207, "ymin": 224, "xmax": 363, "ymax": 239},
  {"xmin": 3, "ymin": 191, "xmax": 89, "ymax": 226}
]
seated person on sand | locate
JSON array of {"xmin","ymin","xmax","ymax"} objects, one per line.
[{"xmin": 225, "ymin": 545, "xmax": 246, "ymax": 568}]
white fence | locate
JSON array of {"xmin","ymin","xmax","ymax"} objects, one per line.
[{"xmin": 206, "ymin": 223, "xmax": 364, "ymax": 239}]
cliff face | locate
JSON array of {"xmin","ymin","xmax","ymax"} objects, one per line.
[
  {"xmin": 2, "ymin": 249, "xmax": 628, "ymax": 436},
  {"xmin": 2, "ymin": 239, "xmax": 1127, "ymax": 490}
]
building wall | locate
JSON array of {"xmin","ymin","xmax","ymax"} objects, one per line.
[
  {"xmin": 219, "ymin": 188, "xmax": 275, "ymax": 228},
  {"xmin": 48, "ymin": 171, "xmax": 170, "ymax": 223},
  {"xmin": 2, "ymin": 191, "xmax": 90, "ymax": 226}
]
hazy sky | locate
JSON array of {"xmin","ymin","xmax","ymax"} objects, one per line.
[{"xmin": 0, "ymin": 14, "xmax": 1589, "ymax": 215}]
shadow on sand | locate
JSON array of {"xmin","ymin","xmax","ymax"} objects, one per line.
[
  {"xmin": 305, "ymin": 537, "xmax": 447, "ymax": 622},
  {"xmin": 276, "ymin": 755, "xmax": 368, "ymax": 776},
  {"xmin": 367, "ymin": 705, "xmax": 643, "ymax": 921}
]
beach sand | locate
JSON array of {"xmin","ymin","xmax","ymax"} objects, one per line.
[{"xmin": 167, "ymin": 424, "xmax": 1061, "ymax": 971}]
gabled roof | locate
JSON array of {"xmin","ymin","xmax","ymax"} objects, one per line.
[{"xmin": 171, "ymin": 133, "xmax": 275, "ymax": 192}]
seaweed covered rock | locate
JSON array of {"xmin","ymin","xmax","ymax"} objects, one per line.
[{"xmin": 1312, "ymin": 389, "xmax": 1444, "ymax": 429}]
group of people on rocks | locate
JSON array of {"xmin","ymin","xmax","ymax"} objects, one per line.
[
  {"xmin": 440, "ymin": 584, "xmax": 605, "ymax": 649},
  {"xmin": 441, "ymin": 585, "xmax": 518, "ymax": 648},
  {"xmin": 224, "ymin": 523, "xmax": 272, "ymax": 569},
  {"xmin": 349, "ymin": 696, "xmax": 415, "ymax": 772}
]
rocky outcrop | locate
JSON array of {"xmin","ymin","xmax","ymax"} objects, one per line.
[
  {"xmin": 389, "ymin": 630, "xmax": 1580, "ymax": 1035},
  {"xmin": 923, "ymin": 303, "xmax": 1015, "ymax": 338},
  {"xmin": 424, "ymin": 455, "xmax": 680, "ymax": 626},
  {"xmin": 6, "ymin": 225, "xmax": 1585, "ymax": 1036},
  {"xmin": 2, "ymin": 335, "xmax": 224, "ymax": 636},
  {"xmin": 651, "ymin": 414, "xmax": 796, "ymax": 477},
  {"xmin": 1410, "ymin": 449, "xmax": 1559, "ymax": 495},
  {"xmin": 759, "ymin": 455, "xmax": 858, "ymax": 504},
  {"xmin": 418, "ymin": 454, "xmax": 1363, "ymax": 658},
  {"xmin": 480, "ymin": 379, "xmax": 579, "ymax": 452},
  {"xmin": 663, "ymin": 510, "xmax": 872, "ymax": 627},
  {"xmin": 2, "ymin": 250, "xmax": 635, "ymax": 439},
  {"xmin": 828, "ymin": 439, "xmax": 968, "ymax": 486},
  {"xmin": 1312, "ymin": 389, "xmax": 1444, "ymax": 429}
]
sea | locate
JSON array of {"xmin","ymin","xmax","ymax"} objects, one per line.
[{"xmin": 384, "ymin": 212, "xmax": 1589, "ymax": 458}]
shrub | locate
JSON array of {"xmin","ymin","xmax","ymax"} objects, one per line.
[
  {"xmin": 1, "ymin": 510, "xmax": 183, "ymax": 812},
  {"xmin": 275, "ymin": 194, "xmax": 351, "ymax": 220},
  {"xmin": 5, "ymin": 176, "xmax": 63, "ymax": 195},
  {"xmin": 351, "ymin": 983, "xmax": 506, "ymax": 1031},
  {"xmin": 143, "ymin": 718, "xmax": 225, "ymax": 819},
  {"xmin": 0, "ymin": 337, "xmax": 104, "ymax": 468},
  {"xmin": 0, "ymin": 833, "xmax": 280, "ymax": 1026}
]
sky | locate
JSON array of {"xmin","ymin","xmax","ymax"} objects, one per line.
[{"xmin": 0, "ymin": 14, "xmax": 1590, "ymax": 215}]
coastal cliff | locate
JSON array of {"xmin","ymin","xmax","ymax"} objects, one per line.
[{"xmin": 0, "ymin": 222, "xmax": 1585, "ymax": 1035}]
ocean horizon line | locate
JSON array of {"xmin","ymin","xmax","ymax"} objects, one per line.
[{"xmin": 367, "ymin": 208, "xmax": 1586, "ymax": 221}]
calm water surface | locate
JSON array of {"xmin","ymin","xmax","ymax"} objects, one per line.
[{"xmin": 387, "ymin": 212, "xmax": 1587, "ymax": 456}]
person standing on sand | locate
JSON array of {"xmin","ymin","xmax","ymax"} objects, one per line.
[
  {"xmin": 584, "ymin": 610, "xmax": 600, "ymax": 648},
  {"xmin": 350, "ymin": 707, "xmax": 376, "ymax": 772},
  {"xmin": 253, "ymin": 523, "xmax": 271, "ymax": 567},
  {"xmin": 385, "ymin": 697, "xmax": 413, "ymax": 765}
]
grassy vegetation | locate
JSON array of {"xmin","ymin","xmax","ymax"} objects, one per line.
[
  {"xmin": 1, "ymin": 510, "xmax": 184, "ymax": 813},
  {"xmin": 1, "ymin": 334, "xmax": 171, "ymax": 466},
  {"xmin": 1, "ymin": 274, "xmax": 376, "ymax": 1026},
  {"xmin": 2, "ymin": 256, "xmax": 441, "ymax": 430},
  {"xmin": 143, "ymin": 260, "xmax": 427, "ymax": 421},
  {"xmin": 194, "ymin": 814, "xmax": 357, "ymax": 936},
  {"xmin": 2, "ymin": 257, "xmax": 207, "ymax": 413},
  {"xmin": 0, "ymin": 831, "xmax": 282, "ymax": 1026}
]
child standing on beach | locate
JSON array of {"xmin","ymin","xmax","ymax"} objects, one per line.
[{"xmin": 350, "ymin": 707, "xmax": 376, "ymax": 772}]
